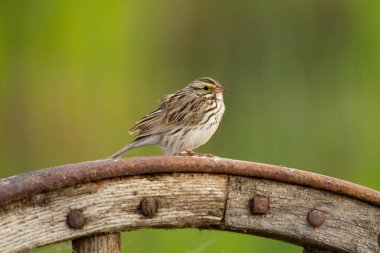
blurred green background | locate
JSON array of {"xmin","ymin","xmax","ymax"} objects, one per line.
[{"xmin": 1, "ymin": 0, "xmax": 379, "ymax": 252}]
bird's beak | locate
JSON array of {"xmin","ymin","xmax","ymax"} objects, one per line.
[{"xmin": 215, "ymin": 85, "xmax": 226, "ymax": 93}]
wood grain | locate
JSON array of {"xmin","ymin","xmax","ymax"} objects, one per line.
[
  {"xmin": 1, "ymin": 173, "xmax": 379, "ymax": 253},
  {"xmin": 0, "ymin": 174, "xmax": 227, "ymax": 253},
  {"xmin": 73, "ymin": 233, "xmax": 121, "ymax": 253},
  {"xmin": 225, "ymin": 176, "xmax": 380, "ymax": 253}
]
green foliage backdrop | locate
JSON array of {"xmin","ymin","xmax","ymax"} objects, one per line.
[{"xmin": 1, "ymin": 1, "xmax": 379, "ymax": 252}]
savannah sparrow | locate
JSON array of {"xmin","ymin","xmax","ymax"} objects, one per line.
[{"xmin": 109, "ymin": 77, "xmax": 226, "ymax": 158}]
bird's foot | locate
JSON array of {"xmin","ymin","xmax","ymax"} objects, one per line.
[{"xmin": 176, "ymin": 148, "xmax": 214, "ymax": 157}]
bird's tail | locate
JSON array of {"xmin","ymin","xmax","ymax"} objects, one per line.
[
  {"xmin": 108, "ymin": 143, "xmax": 135, "ymax": 159},
  {"xmin": 108, "ymin": 135, "xmax": 159, "ymax": 159}
]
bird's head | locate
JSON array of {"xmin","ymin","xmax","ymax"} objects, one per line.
[{"xmin": 188, "ymin": 77, "xmax": 226, "ymax": 98}]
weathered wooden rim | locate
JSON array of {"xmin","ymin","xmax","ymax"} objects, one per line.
[{"xmin": 0, "ymin": 156, "xmax": 379, "ymax": 206}]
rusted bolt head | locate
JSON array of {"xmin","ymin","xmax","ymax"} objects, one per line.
[
  {"xmin": 67, "ymin": 209, "xmax": 85, "ymax": 229},
  {"xmin": 307, "ymin": 209, "xmax": 325, "ymax": 228},
  {"xmin": 140, "ymin": 197, "xmax": 158, "ymax": 218},
  {"xmin": 249, "ymin": 196, "xmax": 269, "ymax": 214}
]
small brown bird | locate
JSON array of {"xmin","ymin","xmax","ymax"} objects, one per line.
[{"xmin": 109, "ymin": 77, "xmax": 226, "ymax": 158}]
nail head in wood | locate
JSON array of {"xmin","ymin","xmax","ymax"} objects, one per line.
[
  {"xmin": 140, "ymin": 197, "xmax": 158, "ymax": 218},
  {"xmin": 67, "ymin": 209, "xmax": 86, "ymax": 229},
  {"xmin": 249, "ymin": 195, "xmax": 269, "ymax": 214},
  {"xmin": 307, "ymin": 209, "xmax": 325, "ymax": 228}
]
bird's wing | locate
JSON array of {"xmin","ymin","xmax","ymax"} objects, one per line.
[{"xmin": 129, "ymin": 90, "xmax": 204, "ymax": 139}]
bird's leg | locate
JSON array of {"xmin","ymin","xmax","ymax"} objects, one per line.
[
  {"xmin": 176, "ymin": 148, "xmax": 214, "ymax": 157},
  {"xmin": 177, "ymin": 148, "xmax": 195, "ymax": 156}
]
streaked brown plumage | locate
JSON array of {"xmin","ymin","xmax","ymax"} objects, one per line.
[{"xmin": 109, "ymin": 77, "xmax": 226, "ymax": 158}]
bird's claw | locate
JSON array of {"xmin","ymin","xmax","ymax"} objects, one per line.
[{"xmin": 175, "ymin": 148, "xmax": 214, "ymax": 157}]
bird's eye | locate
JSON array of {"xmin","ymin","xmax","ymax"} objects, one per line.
[{"xmin": 203, "ymin": 86, "xmax": 209, "ymax": 91}]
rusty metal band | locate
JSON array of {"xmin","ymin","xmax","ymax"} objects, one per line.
[{"xmin": 0, "ymin": 156, "xmax": 379, "ymax": 206}]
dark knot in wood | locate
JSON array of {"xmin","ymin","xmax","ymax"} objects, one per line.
[
  {"xmin": 139, "ymin": 197, "xmax": 158, "ymax": 218},
  {"xmin": 307, "ymin": 209, "xmax": 325, "ymax": 228},
  {"xmin": 67, "ymin": 209, "xmax": 86, "ymax": 229},
  {"xmin": 249, "ymin": 195, "xmax": 269, "ymax": 214}
]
